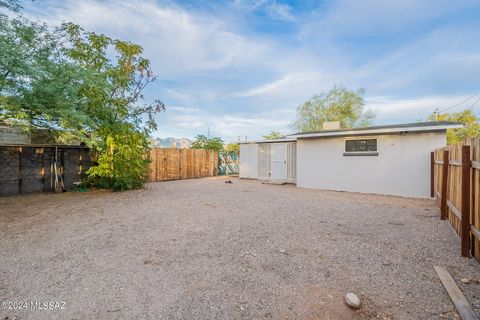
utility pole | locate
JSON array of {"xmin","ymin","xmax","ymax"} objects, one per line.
[{"xmin": 434, "ymin": 108, "xmax": 439, "ymax": 121}]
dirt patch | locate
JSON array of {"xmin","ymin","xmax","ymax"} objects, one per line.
[
  {"xmin": 277, "ymin": 286, "xmax": 356, "ymax": 320},
  {"xmin": 0, "ymin": 177, "xmax": 479, "ymax": 319}
]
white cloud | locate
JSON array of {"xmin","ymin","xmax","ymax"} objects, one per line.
[
  {"xmin": 167, "ymin": 106, "xmax": 202, "ymax": 114},
  {"xmin": 367, "ymin": 94, "xmax": 475, "ymax": 122},
  {"xmin": 236, "ymin": 73, "xmax": 304, "ymax": 97},
  {"xmin": 265, "ymin": 2, "xmax": 295, "ymax": 22},
  {"xmin": 232, "ymin": 0, "xmax": 295, "ymax": 21},
  {"xmin": 22, "ymin": 0, "xmax": 480, "ymax": 140},
  {"xmin": 301, "ymin": 0, "xmax": 477, "ymax": 37},
  {"xmin": 155, "ymin": 106, "xmax": 295, "ymax": 141},
  {"xmin": 26, "ymin": 0, "xmax": 269, "ymax": 78}
]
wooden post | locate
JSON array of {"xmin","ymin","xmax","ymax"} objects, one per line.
[
  {"xmin": 461, "ymin": 145, "xmax": 471, "ymax": 257},
  {"xmin": 430, "ymin": 151, "xmax": 434, "ymax": 198},
  {"xmin": 441, "ymin": 149, "xmax": 449, "ymax": 220},
  {"xmin": 41, "ymin": 149, "xmax": 46, "ymax": 192},
  {"xmin": 18, "ymin": 146, "xmax": 22, "ymax": 194}
]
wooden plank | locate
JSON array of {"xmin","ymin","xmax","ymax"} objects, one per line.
[
  {"xmin": 434, "ymin": 266, "xmax": 478, "ymax": 320},
  {"xmin": 450, "ymin": 160, "xmax": 462, "ymax": 167},
  {"xmin": 471, "ymin": 225, "xmax": 480, "ymax": 240},
  {"xmin": 447, "ymin": 200, "xmax": 462, "ymax": 220},
  {"xmin": 146, "ymin": 148, "xmax": 217, "ymax": 182},
  {"xmin": 431, "ymin": 151, "xmax": 435, "ymax": 197},
  {"xmin": 441, "ymin": 150, "xmax": 449, "ymax": 220},
  {"xmin": 471, "ymin": 160, "xmax": 480, "ymax": 170},
  {"xmin": 151, "ymin": 149, "xmax": 156, "ymax": 182},
  {"xmin": 461, "ymin": 145, "xmax": 471, "ymax": 257}
]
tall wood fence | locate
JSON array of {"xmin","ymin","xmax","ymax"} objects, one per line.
[
  {"xmin": 432, "ymin": 138, "xmax": 480, "ymax": 261},
  {"xmin": 147, "ymin": 148, "xmax": 218, "ymax": 182}
]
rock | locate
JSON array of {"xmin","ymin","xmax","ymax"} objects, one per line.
[
  {"xmin": 460, "ymin": 278, "xmax": 470, "ymax": 284},
  {"xmin": 345, "ymin": 293, "xmax": 361, "ymax": 309}
]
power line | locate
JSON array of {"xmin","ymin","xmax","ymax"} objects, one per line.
[
  {"xmin": 438, "ymin": 93, "xmax": 479, "ymax": 113},
  {"xmin": 467, "ymin": 95, "xmax": 480, "ymax": 111}
]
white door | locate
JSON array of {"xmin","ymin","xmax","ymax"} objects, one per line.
[
  {"xmin": 239, "ymin": 144, "xmax": 258, "ymax": 179},
  {"xmin": 271, "ymin": 143, "xmax": 287, "ymax": 180}
]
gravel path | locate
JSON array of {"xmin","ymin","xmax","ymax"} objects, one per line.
[{"xmin": 1, "ymin": 177, "xmax": 479, "ymax": 319}]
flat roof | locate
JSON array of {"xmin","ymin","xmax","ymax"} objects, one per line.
[
  {"xmin": 0, "ymin": 144, "xmax": 87, "ymax": 148},
  {"xmin": 239, "ymin": 137, "xmax": 296, "ymax": 144},
  {"xmin": 290, "ymin": 121, "xmax": 462, "ymax": 139}
]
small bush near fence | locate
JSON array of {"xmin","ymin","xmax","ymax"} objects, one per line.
[{"xmin": 433, "ymin": 138, "xmax": 480, "ymax": 262}]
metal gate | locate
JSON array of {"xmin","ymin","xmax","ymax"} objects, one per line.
[{"xmin": 219, "ymin": 151, "xmax": 239, "ymax": 176}]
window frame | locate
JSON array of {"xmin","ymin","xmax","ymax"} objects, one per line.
[{"xmin": 343, "ymin": 137, "xmax": 379, "ymax": 156}]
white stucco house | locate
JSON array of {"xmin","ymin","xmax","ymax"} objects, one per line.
[{"xmin": 239, "ymin": 121, "xmax": 461, "ymax": 198}]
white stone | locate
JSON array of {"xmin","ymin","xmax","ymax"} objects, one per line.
[{"xmin": 345, "ymin": 293, "xmax": 361, "ymax": 309}]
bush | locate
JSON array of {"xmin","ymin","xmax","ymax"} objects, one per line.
[{"xmin": 86, "ymin": 129, "xmax": 150, "ymax": 191}]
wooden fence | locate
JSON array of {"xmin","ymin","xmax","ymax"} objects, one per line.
[
  {"xmin": 0, "ymin": 145, "xmax": 93, "ymax": 196},
  {"xmin": 147, "ymin": 148, "xmax": 218, "ymax": 182},
  {"xmin": 432, "ymin": 138, "xmax": 480, "ymax": 261}
]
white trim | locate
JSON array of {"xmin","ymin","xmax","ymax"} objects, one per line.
[
  {"xmin": 292, "ymin": 124, "xmax": 462, "ymax": 139},
  {"xmin": 239, "ymin": 138, "xmax": 297, "ymax": 144}
]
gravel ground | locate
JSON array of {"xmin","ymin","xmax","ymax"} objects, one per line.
[{"xmin": 1, "ymin": 177, "xmax": 479, "ymax": 320}]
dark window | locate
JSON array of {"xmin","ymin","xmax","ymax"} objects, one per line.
[{"xmin": 345, "ymin": 139, "xmax": 377, "ymax": 152}]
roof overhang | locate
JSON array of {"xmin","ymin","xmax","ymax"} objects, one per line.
[
  {"xmin": 291, "ymin": 123, "xmax": 462, "ymax": 139},
  {"xmin": 239, "ymin": 138, "xmax": 297, "ymax": 144}
]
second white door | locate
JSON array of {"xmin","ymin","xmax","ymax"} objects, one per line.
[{"xmin": 271, "ymin": 143, "xmax": 287, "ymax": 180}]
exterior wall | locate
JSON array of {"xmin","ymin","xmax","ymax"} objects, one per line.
[
  {"xmin": 239, "ymin": 144, "xmax": 258, "ymax": 179},
  {"xmin": 241, "ymin": 142, "xmax": 297, "ymax": 182},
  {"xmin": 296, "ymin": 132, "xmax": 446, "ymax": 198},
  {"xmin": 0, "ymin": 126, "xmax": 30, "ymax": 145}
]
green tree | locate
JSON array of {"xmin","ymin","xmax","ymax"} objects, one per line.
[
  {"xmin": 0, "ymin": 15, "xmax": 79, "ymax": 134},
  {"xmin": 191, "ymin": 134, "xmax": 224, "ymax": 152},
  {"xmin": 60, "ymin": 23, "xmax": 164, "ymax": 190},
  {"xmin": 263, "ymin": 131, "xmax": 283, "ymax": 140},
  {"xmin": 0, "ymin": 4, "xmax": 164, "ymax": 190},
  {"xmin": 0, "ymin": 0, "xmax": 22, "ymax": 12},
  {"xmin": 225, "ymin": 142, "xmax": 239, "ymax": 154},
  {"xmin": 293, "ymin": 86, "xmax": 375, "ymax": 132},
  {"xmin": 428, "ymin": 109, "xmax": 480, "ymax": 144}
]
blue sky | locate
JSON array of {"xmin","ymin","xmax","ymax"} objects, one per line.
[{"xmin": 22, "ymin": 0, "xmax": 480, "ymax": 142}]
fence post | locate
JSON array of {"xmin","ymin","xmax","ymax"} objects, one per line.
[
  {"xmin": 18, "ymin": 146, "xmax": 22, "ymax": 194},
  {"xmin": 430, "ymin": 151, "xmax": 434, "ymax": 198},
  {"xmin": 440, "ymin": 149, "xmax": 449, "ymax": 220},
  {"xmin": 461, "ymin": 145, "xmax": 471, "ymax": 257}
]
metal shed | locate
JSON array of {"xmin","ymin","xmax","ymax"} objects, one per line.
[
  {"xmin": 240, "ymin": 139, "xmax": 296, "ymax": 183},
  {"xmin": 239, "ymin": 143, "xmax": 258, "ymax": 179}
]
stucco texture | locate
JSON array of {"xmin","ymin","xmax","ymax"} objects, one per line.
[{"xmin": 296, "ymin": 132, "xmax": 446, "ymax": 198}]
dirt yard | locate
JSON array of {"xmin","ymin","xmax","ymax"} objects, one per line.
[{"xmin": 1, "ymin": 177, "xmax": 479, "ymax": 319}]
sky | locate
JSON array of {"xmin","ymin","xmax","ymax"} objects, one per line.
[{"xmin": 21, "ymin": 0, "xmax": 480, "ymax": 142}]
